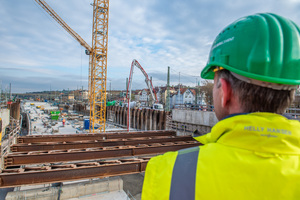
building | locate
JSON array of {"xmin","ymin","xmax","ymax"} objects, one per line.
[
  {"xmin": 68, "ymin": 93, "xmax": 74, "ymax": 101},
  {"xmin": 133, "ymin": 90, "xmax": 142, "ymax": 102},
  {"xmin": 170, "ymin": 87, "xmax": 206, "ymax": 108},
  {"xmin": 139, "ymin": 89, "xmax": 150, "ymax": 106},
  {"xmin": 159, "ymin": 86, "xmax": 176, "ymax": 105},
  {"xmin": 82, "ymin": 91, "xmax": 88, "ymax": 100},
  {"xmin": 182, "ymin": 88, "xmax": 194, "ymax": 104}
]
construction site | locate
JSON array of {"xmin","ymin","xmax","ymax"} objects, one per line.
[
  {"xmin": 1, "ymin": 98, "xmax": 297, "ymax": 199},
  {"xmin": 0, "ymin": 95, "xmax": 219, "ymax": 199},
  {"xmin": 2, "ymin": 1, "xmax": 300, "ymax": 200},
  {"xmin": 0, "ymin": 1, "xmax": 218, "ymax": 199}
]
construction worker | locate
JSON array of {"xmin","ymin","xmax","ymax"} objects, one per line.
[
  {"xmin": 62, "ymin": 118, "xmax": 65, "ymax": 127},
  {"xmin": 142, "ymin": 13, "xmax": 300, "ymax": 199}
]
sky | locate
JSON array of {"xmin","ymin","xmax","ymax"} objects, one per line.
[{"xmin": 1, "ymin": 0, "xmax": 300, "ymax": 93}]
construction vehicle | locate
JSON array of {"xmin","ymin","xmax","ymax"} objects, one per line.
[
  {"xmin": 152, "ymin": 103, "xmax": 164, "ymax": 111},
  {"xmin": 126, "ymin": 59, "xmax": 164, "ymax": 130},
  {"xmin": 126, "ymin": 59, "xmax": 163, "ymax": 108},
  {"xmin": 34, "ymin": 0, "xmax": 109, "ymax": 133},
  {"xmin": 106, "ymin": 100, "xmax": 116, "ymax": 106}
]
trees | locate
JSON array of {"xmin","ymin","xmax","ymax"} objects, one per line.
[{"xmin": 200, "ymin": 80, "xmax": 214, "ymax": 105}]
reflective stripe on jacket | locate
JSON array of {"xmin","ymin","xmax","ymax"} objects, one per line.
[{"xmin": 142, "ymin": 112, "xmax": 300, "ymax": 200}]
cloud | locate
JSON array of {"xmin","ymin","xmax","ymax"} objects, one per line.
[{"xmin": 2, "ymin": 0, "xmax": 300, "ymax": 93}]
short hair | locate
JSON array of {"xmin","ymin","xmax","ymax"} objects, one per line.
[{"xmin": 216, "ymin": 69, "xmax": 295, "ymax": 114}]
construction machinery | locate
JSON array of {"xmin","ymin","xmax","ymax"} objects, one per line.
[
  {"xmin": 126, "ymin": 59, "xmax": 162, "ymax": 107},
  {"xmin": 34, "ymin": 0, "xmax": 109, "ymax": 133},
  {"xmin": 126, "ymin": 59, "xmax": 164, "ymax": 131}
]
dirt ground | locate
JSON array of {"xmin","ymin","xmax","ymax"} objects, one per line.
[{"xmin": 121, "ymin": 173, "xmax": 145, "ymax": 200}]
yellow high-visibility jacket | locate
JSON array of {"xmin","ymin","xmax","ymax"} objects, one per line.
[{"xmin": 142, "ymin": 113, "xmax": 300, "ymax": 200}]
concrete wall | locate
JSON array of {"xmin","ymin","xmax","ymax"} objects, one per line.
[
  {"xmin": 6, "ymin": 177, "xmax": 125, "ymax": 200},
  {"xmin": 172, "ymin": 109, "xmax": 218, "ymax": 127},
  {"xmin": 0, "ymin": 108, "xmax": 10, "ymax": 132}
]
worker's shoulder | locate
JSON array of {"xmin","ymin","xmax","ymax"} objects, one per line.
[
  {"xmin": 147, "ymin": 151, "xmax": 178, "ymax": 171},
  {"xmin": 148, "ymin": 146, "xmax": 200, "ymax": 167},
  {"xmin": 177, "ymin": 146, "xmax": 200, "ymax": 155}
]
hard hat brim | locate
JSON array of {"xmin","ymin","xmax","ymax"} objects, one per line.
[{"xmin": 201, "ymin": 61, "xmax": 300, "ymax": 86}]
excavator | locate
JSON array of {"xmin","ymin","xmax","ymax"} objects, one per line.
[
  {"xmin": 126, "ymin": 59, "xmax": 163, "ymax": 130},
  {"xmin": 126, "ymin": 59, "xmax": 163, "ymax": 110}
]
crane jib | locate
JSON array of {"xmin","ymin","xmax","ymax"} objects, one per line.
[{"xmin": 34, "ymin": 0, "xmax": 109, "ymax": 133}]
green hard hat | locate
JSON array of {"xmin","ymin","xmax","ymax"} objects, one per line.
[{"xmin": 201, "ymin": 13, "xmax": 300, "ymax": 86}]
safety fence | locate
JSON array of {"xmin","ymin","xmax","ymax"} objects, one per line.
[
  {"xmin": 1, "ymin": 117, "xmax": 20, "ymax": 169},
  {"xmin": 286, "ymin": 107, "xmax": 300, "ymax": 118},
  {"xmin": 173, "ymin": 104, "xmax": 214, "ymax": 111}
]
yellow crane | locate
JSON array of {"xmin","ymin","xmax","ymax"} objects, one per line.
[{"xmin": 34, "ymin": 0, "xmax": 109, "ymax": 133}]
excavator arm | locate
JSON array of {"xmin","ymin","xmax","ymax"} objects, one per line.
[
  {"xmin": 126, "ymin": 59, "xmax": 158, "ymax": 105},
  {"xmin": 126, "ymin": 59, "xmax": 162, "ymax": 131}
]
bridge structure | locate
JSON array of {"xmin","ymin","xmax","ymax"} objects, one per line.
[{"xmin": 0, "ymin": 130, "xmax": 200, "ymax": 188}]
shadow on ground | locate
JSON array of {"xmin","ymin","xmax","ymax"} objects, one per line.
[{"xmin": 121, "ymin": 173, "xmax": 144, "ymax": 200}]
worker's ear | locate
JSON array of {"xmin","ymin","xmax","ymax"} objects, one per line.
[{"xmin": 219, "ymin": 78, "xmax": 232, "ymax": 107}]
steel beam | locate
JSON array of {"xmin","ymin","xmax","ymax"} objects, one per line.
[
  {"xmin": 12, "ymin": 136, "xmax": 194, "ymax": 152},
  {"xmin": 0, "ymin": 158, "xmax": 149, "ymax": 188},
  {"xmin": 17, "ymin": 130, "xmax": 176, "ymax": 143},
  {"xmin": 5, "ymin": 141, "xmax": 200, "ymax": 167}
]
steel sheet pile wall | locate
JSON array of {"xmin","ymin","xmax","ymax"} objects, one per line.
[
  {"xmin": 8, "ymin": 100, "xmax": 21, "ymax": 120},
  {"xmin": 106, "ymin": 106, "xmax": 170, "ymax": 130}
]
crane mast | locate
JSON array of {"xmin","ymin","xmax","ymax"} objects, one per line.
[
  {"xmin": 89, "ymin": 0, "xmax": 109, "ymax": 133},
  {"xmin": 34, "ymin": 0, "xmax": 109, "ymax": 133}
]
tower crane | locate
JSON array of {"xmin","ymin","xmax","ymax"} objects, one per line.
[{"xmin": 34, "ymin": 0, "xmax": 109, "ymax": 133}]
